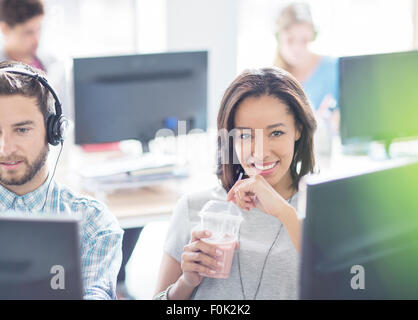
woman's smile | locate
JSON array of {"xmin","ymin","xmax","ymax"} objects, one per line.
[{"xmin": 248, "ymin": 160, "xmax": 280, "ymax": 176}]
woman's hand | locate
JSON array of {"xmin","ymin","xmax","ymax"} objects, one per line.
[
  {"xmin": 227, "ymin": 174, "xmax": 302, "ymax": 252},
  {"xmin": 226, "ymin": 174, "xmax": 290, "ymax": 217},
  {"xmin": 180, "ymin": 229, "xmax": 224, "ymax": 288}
]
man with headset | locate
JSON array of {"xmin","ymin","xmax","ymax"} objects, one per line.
[{"xmin": 0, "ymin": 61, "xmax": 123, "ymax": 299}]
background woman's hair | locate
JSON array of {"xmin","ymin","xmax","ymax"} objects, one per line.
[
  {"xmin": 216, "ymin": 67, "xmax": 317, "ymax": 192},
  {"xmin": 273, "ymin": 2, "xmax": 316, "ymax": 71},
  {"xmin": 0, "ymin": 0, "xmax": 44, "ymax": 27}
]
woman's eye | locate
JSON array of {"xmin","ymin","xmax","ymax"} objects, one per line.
[
  {"xmin": 239, "ymin": 133, "xmax": 252, "ymax": 140},
  {"xmin": 271, "ymin": 130, "xmax": 284, "ymax": 137}
]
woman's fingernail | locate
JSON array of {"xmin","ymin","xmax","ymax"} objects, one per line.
[
  {"xmin": 205, "ymin": 231, "xmax": 211, "ymax": 236},
  {"xmin": 210, "ymin": 270, "xmax": 217, "ymax": 274},
  {"xmin": 217, "ymin": 261, "xmax": 224, "ymax": 267},
  {"xmin": 216, "ymin": 249, "xmax": 223, "ymax": 256}
]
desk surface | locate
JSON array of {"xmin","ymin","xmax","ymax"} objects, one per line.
[
  {"xmin": 54, "ymin": 142, "xmax": 219, "ymax": 228},
  {"xmin": 94, "ymin": 184, "xmax": 183, "ymax": 228}
]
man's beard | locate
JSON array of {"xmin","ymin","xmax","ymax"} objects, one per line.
[{"xmin": 0, "ymin": 144, "xmax": 49, "ymax": 186}]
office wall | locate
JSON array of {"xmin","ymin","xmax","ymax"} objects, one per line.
[
  {"xmin": 166, "ymin": 0, "xmax": 239, "ymax": 129},
  {"xmin": 40, "ymin": 0, "xmax": 136, "ymax": 58},
  {"xmin": 134, "ymin": 0, "xmax": 167, "ymax": 53}
]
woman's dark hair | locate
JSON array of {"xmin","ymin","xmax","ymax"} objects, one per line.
[
  {"xmin": 216, "ymin": 67, "xmax": 317, "ymax": 192},
  {"xmin": 0, "ymin": 0, "xmax": 44, "ymax": 27}
]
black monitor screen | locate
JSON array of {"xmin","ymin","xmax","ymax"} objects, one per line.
[
  {"xmin": 73, "ymin": 51, "xmax": 207, "ymax": 145},
  {"xmin": 300, "ymin": 160, "xmax": 418, "ymax": 299},
  {"xmin": 0, "ymin": 216, "xmax": 83, "ymax": 299},
  {"xmin": 339, "ymin": 50, "xmax": 418, "ymax": 145}
]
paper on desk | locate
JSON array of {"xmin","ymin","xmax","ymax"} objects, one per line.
[
  {"xmin": 77, "ymin": 154, "xmax": 177, "ymax": 178},
  {"xmin": 80, "ymin": 166, "xmax": 190, "ymax": 193}
]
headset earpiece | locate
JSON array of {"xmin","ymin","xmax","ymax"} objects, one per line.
[{"xmin": 46, "ymin": 113, "xmax": 68, "ymax": 146}]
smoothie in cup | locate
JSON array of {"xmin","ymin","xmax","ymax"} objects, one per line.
[{"xmin": 198, "ymin": 200, "xmax": 243, "ymax": 279}]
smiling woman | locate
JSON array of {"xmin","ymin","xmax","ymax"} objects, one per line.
[
  {"xmin": 155, "ymin": 67, "xmax": 318, "ymax": 300},
  {"xmin": 232, "ymin": 95, "xmax": 301, "ymax": 195},
  {"xmin": 217, "ymin": 67, "xmax": 317, "ymax": 193}
]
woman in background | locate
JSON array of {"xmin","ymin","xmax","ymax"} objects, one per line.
[{"xmin": 274, "ymin": 2, "xmax": 338, "ymax": 121}]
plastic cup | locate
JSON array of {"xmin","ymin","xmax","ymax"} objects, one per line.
[{"xmin": 198, "ymin": 200, "xmax": 243, "ymax": 279}]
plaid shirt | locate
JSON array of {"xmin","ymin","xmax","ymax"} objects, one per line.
[{"xmin": 0, "ymin": 177, "xmax": 124, "ymax": 300}]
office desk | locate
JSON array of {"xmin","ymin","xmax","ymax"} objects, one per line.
[
  {"xmin": 57, "ymin": 172, "xmax": 218, "ymax": 229},
  {"xmin": 317, "ymin": 137, "xmax": 418, "ymax": 178},
  {"xmin": 102, "ymin": 185, "xmax": 178, "ymax": 228},
  {"xmin": 54, "ymin": 142, "xmax": 219, "ymax": 229}
]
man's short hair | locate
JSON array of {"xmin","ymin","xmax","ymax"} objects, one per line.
[
  {"xmin": 0, "ymin": 60, "xmax": 54, "ymax": 122},
  {"xmin": 0, "ymin": 0, "xmax": 44, "ymax": 27}
]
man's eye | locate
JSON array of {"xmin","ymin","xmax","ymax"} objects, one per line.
[{"xmin": 16, "ymin": 128, "xmax": 29, "ymax": 134}]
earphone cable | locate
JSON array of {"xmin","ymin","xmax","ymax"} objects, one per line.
[{"xmin": 41, "ymin": 141, "xmax": 64, "ymax": 212}]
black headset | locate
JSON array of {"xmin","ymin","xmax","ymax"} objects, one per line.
[{"xmin": 0, "ymin": 66, "xmax": 68, "ymax": 146}]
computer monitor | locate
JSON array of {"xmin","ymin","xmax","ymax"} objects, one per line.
[
  {"xmin": 299, "ymin": 160, "xmax": 418, "ymax": 299},
  {"xmin": 0, "ymin": 215, "xmax": 83, "ymax": 299},
  {"xmin": 339, "ymin": 50, "xmax": 418, "ymax": 148},
  {"xmin": 73, "ymin": 51, "xmax": 208, "ymax": 151}
]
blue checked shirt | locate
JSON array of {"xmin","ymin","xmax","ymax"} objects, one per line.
[{"xmin": 0, "ymin": 176, "xmax": 124, "ymax": 300}]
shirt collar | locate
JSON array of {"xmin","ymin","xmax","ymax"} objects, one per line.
[{"xmin": 0, "ymin": 174, "xmax": 53, "ymax": 213}]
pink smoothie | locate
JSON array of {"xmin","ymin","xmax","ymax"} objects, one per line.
[{"xmin": 201, "ymin": 237, "xmax": 236, "ymax": 279}]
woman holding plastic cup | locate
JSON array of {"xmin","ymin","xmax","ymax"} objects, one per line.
[{"xmin": 154, "ymin": 67, "xmax": 317, "ymax": 300}]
